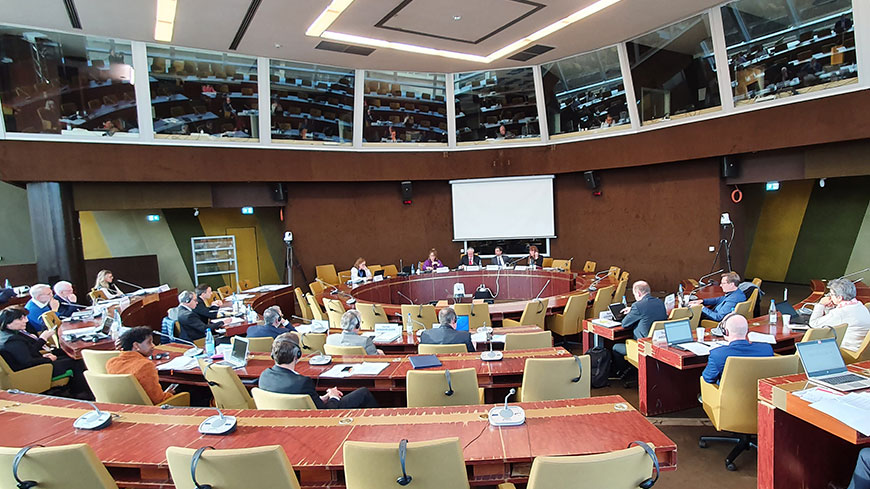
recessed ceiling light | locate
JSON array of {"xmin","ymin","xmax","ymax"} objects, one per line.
[
  {"xmin": 306, "ymin": 0, "xmax": 354, "ymax": 37},
  {"xmin": 453, "ymin": 15, "xmax": 461, "ymax": 21},
  {"xmin": 154, "ymin": 0, "xmax": 177, "ymax": 42}
]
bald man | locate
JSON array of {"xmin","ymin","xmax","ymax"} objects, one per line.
[{"xmin": 702, "ymin": 313, "xmax": 773, "ymax": 384}]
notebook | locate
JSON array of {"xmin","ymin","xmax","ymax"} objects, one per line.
[{"xmin": 409, "ymin": 355, "xmax": 443, "ymax": 369}]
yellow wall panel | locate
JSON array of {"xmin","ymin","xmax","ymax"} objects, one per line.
[
  {"xmin": 79, "ymin": 211, "xmax": 111, "ymax": 259},
  {"xmin": 197, "ymin": 209, "xmax": 280, "ymax": 288}
]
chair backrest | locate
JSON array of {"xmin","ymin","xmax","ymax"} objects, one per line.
[
  {"xmin": 551, "ymin": 259, "xmax": 572, "ymax": 270},
  {"xmin": 418, "ymin": 343, "xmax": 467, "ymax": 354},
  {"xmin": 504, "ymin": 331, "xmax": 553, "ymax": 350},
  {"xmin": 613, "ymin": 279, "xmax": 628, "ymax": 304},
  {"xmin": 715, "ymin": 355, "xmax": 799, "ymax": 433},
  {"xmin": 588, "ymin": 285, "xmax": 615, "ymax": 319},
  {"xmin": 619, "ymin": 271, "xmax": 630, "ymax": 282},
  {"xmin": 734, "ymin": 294, "xmax": 754, "ymax": 319},
  {"xmin": 751, "ymin": 277, "xmax": 762, "ymax": 287},
  {"xmin": 300, "ymin": 333, "xmax": 327, "ymax": 354},
  {"xmin": 309, "ymin": 281, "xmax": 325, "ymax": 296},
  {"xmin": 542, "ymin": 257, "xmax": 554, "ymax": 268},
  {"xmin": 0, "ymin": 355, "xmax": 16, "ymax": 390},
  {"xmin": 343, "ymin": 437, "xmax": 469, "ymax": 489},
  {"xmin": 668, "ymin": 307, "xmax": 691, "ymax": 321},
  {"xmin": 520, "ymin": 355, "xmax": 591, "ymax": 401},
  {"xmin": 800, "ymin": 325, "xmax": 846, "ymax": 343},
  {"xmin": 608, "ymin": 266, "xmax": 621, "ymax": 278},
  {"xmin": 849, "ymin": 333, "xmax": 870, "ymax": 363},
  {"xmin": 401, "ymin": 304, "xmax": 437, "ymax": 331},
  {"xmin": 583, "ymin": 261, "xmax": 596, "ymax": 272},
  {"xmin": 81, "ymin": 349, "xmax": 121, "ymax": 374},
  {"xmin": 251, "ymin": 387, "xmax": 316, "ymax": 410},
  {"xmin": 198, "ymin": 359, "xmax": 255, "ymax": 409},
  {"xmin": 217, "ymin": 286, "xmax": 233, "ymax": 298},
  {"xmin": 356, "ymin": 303, "xmax": 388, "ymax": 331},
  {"xmin": 514, "ymin": 298, "xmax": 549, "ymax": 328},
  {"xmin": 315, "ymin": 264, "xmax": 339, "ymax": 286},
  {"xmin": 166, "ymin": 445, "xmax": 300, "ymax": 489},
  {"xmin": 452, "ymin": 303, "xmax": 491, "ymax": 330},
  {"xmin": 40, "ymin": 311, "xmax": 62, "ymax": 329},
  {"xmin": 406, "ymin": 368, "xmax": 480, "ymax": 407},
  {"xmin": 306, "ymin": 293, "xmax": 326, "ymax": 321},
  {"xmin": 323, "ymin": 344, "xmax": 367, "ymax": 356},
  {"xmin": 645, "ymin": 318, "xmax": 681, "ymax": 338},
  {"xmin": 744, "ymin": 288, "xmax": 760, "ymax": 317},
  {"xmin": 239, "ymin": 279, "xmax": 253, "ymax": 290},
  {"xmin": 84, "ymin": 371, "xmax": 153, "ymax": 405},
  {"xmin": 236, "ymin": 335, "xmax": 272, "ymax": 353},
  {"xmin": 382, "ymin": 264, "xmax": 398, "ymax": 277},
  {"xmin": 0, "ymin": 444, "xmax": 119, "ymax": 489},
  {"xmin": 323, "ymin": 298, "xmax": 345, "ymax": 329},
  {"xmin": 525, "ymin": 445, "xmax": 654, "ymax": 489},
  {"xmin": 89, "ymin": 289, "xmax": 108, "ymax": 303},
  {"xmin": 294, "ymin": 287, "xmax": 313, "ymax": 320}
]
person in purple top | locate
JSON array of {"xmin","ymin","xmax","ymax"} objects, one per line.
[{"xmin": 422, "ymin": 248, "xmax": 443, "ymax": 271}]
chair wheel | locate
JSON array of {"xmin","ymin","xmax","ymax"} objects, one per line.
[
  {"xmin": 726, "ymin": 462, "xmax": 737, "ymax": 471},
  {"xmin": 698, "ymin": 440, "xmax": 708, "ymax": 449}
]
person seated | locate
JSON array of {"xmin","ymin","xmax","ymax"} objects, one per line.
[
  {"xmin": 258, "ymin": 332, "xmax": 379, "ymax": 409},
  {"xmin": 458, "ymin": 247, "xmax": 482, "ymax": 269},
  {"xmin": 326, "ymin": 310, "xmax": 383, "ymax": 355},
  {"xmin": 193, "ymin": 284, "xmax": 223, "ymax": 322},
  {"xmin": 93, "ymin": 269, "xmax": 123, "ymax": 300},
  {"xmin": 247, "ymin": 306, "xmax": 295, "ymax": 339},
  {"xmin": 843, "ymin": 447, "xmax": 870, "ymax": 489},
  {"xmin": 53, "ymin": 281, "xmax": 83, "ymax": 318},
  {"xmin": 0, "ymin": 287, "xmax": 15, "ymax": 305},
  {"xmin": 809, "ymin": 278, "xmax": 870, "ymax": 353},
  {"xmin": 175, "ymin": 290, "xmax": 224, "ymax": 343},
  {"xmin": 702, "ymin": 313, "xmax": 773, "ymax": 384},
  {"xmin": 422, "ymin": 248, "xmax": 443, "ymax": 271},
  {"xmin": 350, "ymin": 257, "xmax": 372, "ymax": 283},
  {"xmin": 611, "ymin": 281, "xmax": 668, "ymax": 375},
  {"xmin": 106, "ymin": 326, "xmax": 177, "ymax": 405},
  {"xmin": 420, "ymin": 307, "xmax": 475, "ymax": 352},
  {"xmin": 491, "ymin": 246, "xmax": 510, "ymax": 267},
  {"xmin": 0, "ymin": 306, "xmax": 88, "ymax": 397},
  {"xmin": 690, "ymin": 272, "xmax": 746, "ymax": 322},
  {"xmin": 24, "ymin": 284, "xmax": 58, "ymax": 333},
  {"xmin": 526, "ymin": 245, "xmax": 544, "ymax": 268}
]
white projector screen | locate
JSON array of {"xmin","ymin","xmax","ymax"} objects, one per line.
[{"xmin": 450, "ymin": 175, "xmax": 555, "ymax": 241}]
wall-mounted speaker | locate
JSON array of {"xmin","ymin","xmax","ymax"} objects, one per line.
[
  {"xmin": 583, "ymin": 171, "xmax": 599, "ymax": 189},
  {"xmin": 401, "ymin": 181, "xmax": 412, "ymax": 205},
  {"xmin": 270, "ymin": 183, "xmax": 287, "ymax": 202},
  {"xmin": 721, "ymin": 156, "xmax": 740, "ymax": 178}
]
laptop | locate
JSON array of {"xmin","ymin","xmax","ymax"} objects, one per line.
[
  {"xmin": 796, "ymin": 338, "xmax": 870, "ymax": 392},
  {"xmin": 663, "ymin": 319, "xmax": 694, "ymax": 347},
  {"xmin": 219, "ymin": 337, "xmax": 249, "ymax": 368},
  {"xmin": 609, "ymin": 303, "xmax": 628, "ymax": 322},
  {"xmin": 456, "ymin": 315, "xmax": 470, "ymax": 332},
  {"xmin": 775, "ymin": 301, "xmax": 810, "ymax": 325},
  {"xmin": 373, "ymin": 269, "xmax": 385, "ymax": 278}
]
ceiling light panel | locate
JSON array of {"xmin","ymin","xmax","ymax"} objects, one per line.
[{"xmin": 154, "ymin": 0, "xmax": 177, "ymax": 42}]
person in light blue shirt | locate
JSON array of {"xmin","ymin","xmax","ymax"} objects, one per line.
[
  {"xmin": 691, "ymin": 272, "xmax": 746, "ymax": 322},
  {"xmin": 702, "ymin": 314, "xmax": 773, "ymax": 384}
]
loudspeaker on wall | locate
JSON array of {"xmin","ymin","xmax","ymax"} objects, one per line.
[
  {"xmin": 271, "ymin": 183, "xmax": 287, "ymax": 202},
  {"xmin": 583, "ymin": 171, "xmax": 599, "ymax": 189},
  {"xmin": 721, "ymin": 156, "xmax": 740, "ymax": 178},
  {"xmin": 401, "ymin": 181, "xmax": 412, "ymax": 205}
]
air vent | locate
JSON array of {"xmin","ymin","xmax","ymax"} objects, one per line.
[
  {"xmin": 62, "ymin": 0, "xmax": 82, "ymax": 29},
  {"xmin": 315, "ymin": 41, "xmax": 375, "ymax": 56},
  {"xmin": 229, "ymin": 0, "xmax": 262, "ymax": 50},
  {"xmin": 507, "ymin": 44, "xmax": 554, "ymax": 62}
]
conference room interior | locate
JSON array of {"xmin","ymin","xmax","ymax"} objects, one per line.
[{"xmin": 1, "ymin": 0, "xmax": 869, "ymax": 487}]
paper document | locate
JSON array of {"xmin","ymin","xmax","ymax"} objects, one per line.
[
  {"xmin": 245, "ymin": 284, "xmax": 287, "ymax": 293},
  {"xmin": 320, "ymin": 362, "xmax": 389, "ymax": 378},
  {"xmin": 471, "ymin": 332, "xmax": 507, "ymax": 344},
  {"xmin": 810, "ymin": 392, "xmax": 870, "ymax": 435},
  {"xmin": 794, "ymin": 387, "xmax": 845, "ymax": 404},
  {"xmin": 591, "ymin": 318, "xmax": 621, "ymax": 328},
  {"xmin": 156, "ymin": 356, "xmax": 200, "ymax": 371},
  {"xmin": 224, "ymin": 293, "xmax": 254, "ymax": 301},
  {"xmin": 747, "ymin": 332, "xmax": 777, "ymax": 344},
  {"xmin": 676, "ymin": 342, "xmax": 712, "ymax": 356}
]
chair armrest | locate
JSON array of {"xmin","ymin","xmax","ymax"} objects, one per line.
[
  {"xmin": 701, "ymin": 319, "xmax": 718, "ymax": 330},
  {"xmin": 699, "ymin": 378, "xmax": 721, "ymax": 409},
  {"xmin": 502, "ymin": 319, "xmax": 521, "ymax": 328},
  {"xmin": 10, "ymin": 363, "xmax": 53, "ymax": 393},
  {"xmin": 158, "ymin": 392, "xmax": 191, "ymax": 407}
]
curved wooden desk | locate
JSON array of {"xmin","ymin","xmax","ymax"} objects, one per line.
[{"xmin": 0, "ymin": 390, "xmax": 676, "ymax": 488}]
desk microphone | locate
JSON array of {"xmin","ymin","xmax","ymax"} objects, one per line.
[
  {"xmin": 7, "ymin": 389, "xmax": 112, "ymax": 430},
  {"xmin": 397, "ymin": 291, "xmax": 415, "ymax": 304},
  {"xmin": 316, "ymin": 278, "xmax": 340, "ymax": 295},
  {"xmin": 317, "ymin": 278, "xmax": 357, "ymax": 304},
  {"xmin": 488, "ymin": 388, "xmax": 525, "ymax": 426},
  {"xmin": 290, "ymin": 315, "xmax": 313, "ymax": 324},
  {"xmin": 480, "ymin": 325, "xmax": 503, "ymax": 361},
  {"xmin": 58, "ymin": 298, "xmax": 89, "ymax": 309},
  {"xmin": 300, "ymin": 335, "xmax": 332, "ymax": 365},
  {"xmin": 534, "ymin": 280, "xmax": 550, "ymax": 301},
  {"xmin": 198, "ymin": 407, "xmax": 237, "ymax": 435},
  {"xmin": 115, "ymin": 278, "xmax": 145, "ymax": 290},
  {"xmin": 153, "ymin": 330, "xmax": 203, "ymax": 357},
  {"xmin": 697, "ymin": 269, "xmax": 724, "ymax": 286},
  {"xmin": 507, "ymin": 256, "xmax": 525, "ymax": 267},
  {"xmin": 832, "ymin": 267, "xmax": 869, "ymax": 281}
]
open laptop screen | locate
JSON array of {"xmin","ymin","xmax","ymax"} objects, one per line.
[
  {"xmin": 456, "ymin": 315, "xmax": 470, "ymax": 332},
  {"xmin": 231, "ymin": 337, "xmax": 249, "ymax": 363},
  {"xmin": 664, "ymin": 319, "xmax": 693, "ymax": 346},
  {"xmin": 796, "ymin": 338, "xmax": 847, "ymax": 377}
]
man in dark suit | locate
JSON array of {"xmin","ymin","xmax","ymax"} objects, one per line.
[
  {"xmin": 458, "ymin": 247, "xmax": 482, "ymax": 269},
  {"xmin": 610, "ymin": 281, "xmax": 667, "ymax": 374},
  {"xmin": 420, "ymin": 307, "xmax": 476, "ymax": 352},
  {"xmin": 490, "ymin": 246, "xmax": 510, "ymax": 267},
  {"xmin": 246, "ymin": 306, "xmax": 295, "ymax": 338},
  {"xmin": 193, "ymin": 284, "xmax": 222, "ymax": 322},
  {"xmin": 53, "ymin": 281, "xmax": 83, "ymax": 318},
  {"xmin": 176, "ymin": 290, "xmax": 223, "ymax": 342},
  {"xmin": 257, "ymin": 332, "xmax": 378, "ymax": 409}
]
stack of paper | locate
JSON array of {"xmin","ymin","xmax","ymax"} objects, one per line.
[
  {"xmin": 676, "ymin": 342, "xmax": 712, "ymax": 356},
  {"xmin": 320, "ymin": 362, "xmax": 389, "ymax": 378},
  {"xmin": 810, "ymin": 392, "xmax": 870, "ymax": 435},
  {"xmin": 747, "ymin": 332, "xmax": 777, "ymax": 344},
  {"xmin": 471, "ymin": 332, "xmax": 507, "ymax": 344},
  {"xmin": 591, "ymin": 318, "xmax": 622, "ymax": 328},
  {"xmin": 156, "ymin": 356, "xmax": 200, "ymax": 371}
]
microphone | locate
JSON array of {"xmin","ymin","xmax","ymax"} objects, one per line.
[
  {"xmin": 115, "ymin": 278, "xmax": 144, "ymax": 290},
  {"xmin": 318, "ymin": 278, "xmax": 357, "ymax": 304},
  {"xmin": 397, "ymin": 291, "xmax": 415, "ymax": 304},
  {"xmin": 507, "ymin": 256, "xmax": 524, "ymax": 266},
  {"xmin": 698, "ymin": 269, "xmax": 724, "ymax": 286},
  {"xmin": 300, "ymin": 335, "xmax": 332, "ymax": 365},
  {"xmin": 499, "ymin": 388, "xmax": 516, "ymax": 418},
  {"xmin": 480, "ymin": 324, "xmax": 503, "ymax": 361},
  {"xmin": 533, "ymin": 280, "xmax": 551, "ymax": 301},
  {"xmin": 290, "ymin": 315, "xmax": 312, "ymax": 324},
  {"xmin": 153, "ymin": 330, "xmax": 204, "ymax": 357},
  {"xmin": 7, "ymin": 389, "xmax": 112, "ymax": 430},
  {"xmin": 487, "ymin": 387, "xmax": 525, "ymax": 426},
  {"xmin": 316, "ymin": 278, "xmax": 340, "ymax": 295},
  {"xmin": 833, "ymin": 267, "xmax": 870, "ymax": 281},
  {"xmin": 58, "ymin": 297, "xmax": 89, "ymax": 309},
  {"xmin": 198, "ymin": 406, "xmax": 237, "ymax": 435}
]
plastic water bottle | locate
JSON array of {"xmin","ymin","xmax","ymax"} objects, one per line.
[
  {"xmin": 205, "ymin": 329, "xmax": 215, "ymax": 357},
  {"xmin": 406, "ymin": 313, "xmax": 414, "ymax": 337},
  {"xmin": 247, "ymin": 305, "xmax": 257, "ymax": 323},
  {"xmin": 410, "ymin": 264, "xmax": 415, "ymax": 275},
  {"xmin": 3, "ymin": 279, "xmax": 11, "ymax": 289},
  {"xmin": 768, "ymin": 299, "xmax": 777, "ymax": 326}
]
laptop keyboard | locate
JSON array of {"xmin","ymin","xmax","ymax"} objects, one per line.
[{"xmin": 824, "ymin": 373, "xmax": 867, "ymax": 385}]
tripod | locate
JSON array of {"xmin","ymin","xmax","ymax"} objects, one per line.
[{"xmin": 710, "ymin": 222, "xmax": 735, "ymax": 273}]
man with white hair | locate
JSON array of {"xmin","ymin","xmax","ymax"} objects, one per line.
[
  {"xmin": 24, "ymin": 284, "xmax": 58, "ymax": 333},
  {"xmin": 53, "ymin": 281, "xmax": 82, "ymax": 318},
  {"xmin": 702, "ymin": 313, "xmax": 773, "ymax": 384},
  {"xmin": 809, "ymin": 278, "xmax": 870, "ymax": 353},
  {"xmin": 325, "ymin": 310, "xmax": 383, "ymax": 355}
]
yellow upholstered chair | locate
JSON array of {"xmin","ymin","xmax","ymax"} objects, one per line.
[
  {"xmin": 542, "ymin": 257, "xmax": 554, "ymax": 268},
  {"xmin": 0, "ymin": 444, "xmax": 118, "ymax": 489},
  {"xmin": 503, "ymin": 298, "xmax": 549, "ymax": 328},
  {"xmin": 251, "ymin": 387, "xmax": 316, "ymax": 410},
  {"xmin": 551, "ymin": 259, "xmax": 572, "ymax": 270},
  {"xmin": 236, "ymin": 335, "xmax": 272, "ymax": 353},
  {"xmin": 418, "ymin": 343, "xmax": 467, "ymax": 354},
  {"xmin": 0, "ymin": 354, "xmax": 69, "ymax": 393},
  {"xmin": 367, "ymin": 265, "xmax": 383, "ymax": 275},
  {"xmin": 343, "ymin": 438, "xmax": 469, "ymax": 489},
  {"xmin": 751, "ymin": 277, "xmax": 762, "ymax": 288},
  {"xmin": 406, "ymin": 368, "xmax": 483, "ymax": 407},
  {"xmin": 300, "ymin": 333, "xmax": 327, "ymax": 354},
  {"xmin": 624, "ymin": 319, "xmax": 674, "ymax": 369},
  {"xmin": 88, "ymin": 289, "xmax": 108, "ymax": 303},
  {"xmin": 84, "ymin": 371, "xmax": 190, "ymax": 406},
  {"xmin": 586, "ymin": 285, "xmax": 614, "ymax": 320},
  {"xmin": 356, "ymin": 303, "xmax": 388, "ymax": 330},
  {"xmin": 338, "ymin": 269, "xmax": 352, "ymax": 283},
  {"xmin": 518, "ymin": 355, "xmax": 590, "ymax": 401},
  {"xmin": 306, "ymin": 293, "xmax": 326, "ymax": 321},
  {"xmin": 800, "ymin": 323, "xmax": 848, "ymax": 344},
  {"xmin": 315, "ymin": 264, "xmax": 339, "ymax": 286},
  {"xmin": 583, "ymin": 260, "xmax": 596, "ymax": 273},
  {"xmin": 745, "ymin": 288, "xmax": 760, "ymax": 315},
  {"xmin": 546, "ymin": 293, "xmax": 588, "ymax": 341},
  {"xmin": 198, "ymin": 359, "xmax": 255, "ymax": 409},
  {"xmin": 166, "ymin": 445, "xmax": 301, "ymax": 489},
  {"xmin": 497, "ymin": 445, "xmax": 658, "ymax": 489},
  {"xmin": 842, "ymin": 333, "xmax": 870, "ymax": 364},
  {"xmin": 322, "ymin": 298, "xmax": 345, "ymax": 329},
  {"xmin": 309, "ymin": 280, "xmax": 325, "ymax": 296},
  {"xmin": 700, "ymin": 295, "xmax": 755, "ymax": 330},
  {"xmin": 699, "ymin": 355, "xmax": 799, "ymax": 470},
  {"xmin": 81, "ymin": 349, "xmax": 120, "ymax": 374},
  {"xmin": 608, "ymin": 266, "xmax": 621, "ymax": 278},
  {"xmin": 401, "ymin": 304, "xmax": 437, "ymax": 331},
  {"xmin": 620, "ymin": 271, "xmax": 630, "ymax": 282},
  {"xmin": 239, "ymin": 279, "xmax": 254, "ymax": 290},
  {"xmin": 613, "ymin": 279, "xmax": 628, "ymax": 304},
  {"xmin": 453, "ymin": 303, "xmax": 491, "ymax": 329},
  {"xmin": 382, "ymin": 264, "xmax": 399, "ymax": 277},
  {"xmin": 217, "ymin": 285, "xmax": 233, "ymax": 298},
  {"xmin": 37, "ymin": 311, "xmax": 62, "ymax": 348},
  {"xmin": 669, "ymin": 307, "xmax": 691, "ymax": 321},
  {"xmin": 323, "ymin": 344, "xmax": 366, "ymax": 356},
  {"xmin": 504, "ymin": 331, "xmax": 552, "ymax": 350},
  {"xmin": 294, "ymin": 287, "xmax": 313, "ymax": 320}
]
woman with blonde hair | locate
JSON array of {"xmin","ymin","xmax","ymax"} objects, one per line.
[
  {"xmin": 94, "ymin": 269, "xmax": 122, "ymax": 299},
  {"xmin": 351, "ymin": 257, "xmax": 372, "ymax": 283}
]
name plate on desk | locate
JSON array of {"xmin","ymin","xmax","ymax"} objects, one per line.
[
  {"xmin": 485, "ymin": 265, "xmax": 500, "ymax": 271},
  {"xmin": 435, "ymin": 267, "xmax": 450, "ymax": 273},
  {"xmin": 514, "ymin": 266, "xmax": 528, "ymax": 271},
  {"xmin": 464, "ymin": 266, "xmax": 480, "ymax": 272},
  {"xmin": 373, "ymin": 275, "xmax": 384, "ymax": 282}
]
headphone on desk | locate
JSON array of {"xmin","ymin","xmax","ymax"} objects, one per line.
[
  {"xmin": 190, "ymin": 446, "xmax": 215, "ymax": 489},
  {"xmin": 627, "ymin": 441, "xmax": 660, "ymax": 488},
  {"xmin": 12, "ymin": 445, "xmax": 43, "ymax": 489}
]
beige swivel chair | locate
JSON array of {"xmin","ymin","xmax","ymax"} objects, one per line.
[
  {"xmin": 323, "ymin": 344, "xmax": 367, "ymax": 356},
  {"xmin": 612, "ymin": 279, "xmax": 628, "ymax": 305},
  {"xmin": 0, "ymin": 354, "xmax": 69, "ymax": 393},
  {"xmin": 418, "ymin": 343, "xmax": 467, "ymax": 354},
  {"xmin": 542, "ymin": 257, "xmax": 554, "ymax": 268},
  {"xmin": 294, "ymin": 287, "xmax": 313, "ymax": 320},
  {"xmin": 504, "ymin": 331, "xmax": 552, "ymax": 350},
  {"xmin": 309, "ymin": 280, "xmax": 325, "ymax": 296},
  {"xmin": 668, "ymin": 305, "xmax": 704, "ymax": 329},
  {"xmin": 624, "ymin": 319, "xmax": 676, "ymax": 369},
  {"xmin": 84, "ymin": 371, "xmax": 190, "ymax": 406},
  {"xmin": 198, "ymin": 359, "xmax": 255, "ymax": 409},
  {"xmin": 583, "ymin": 261, "xmax": 596, "ymax": 273},
  {"xmin": 251, "ymin": 387, "xmax": 316, "ymax": 410},
  {"xmin": 800, "ymin": 323, "xmax": 848, "ymax": 344},
  {"xmin": 382, "ymin": 264, "xmax": 399, "ymax": 277},
  {"xmin": 0, "ymin": 444, "xmax": 118, "ymax": 489},
  {"xmin": 338, "ymin": 270, "xmax": 352, "ymax": 283},
  {"xmin": 343, "ymin": 438, "xmax": 469, "ymax": 489},
  {"xmin": 81, "ymin": 349, "xmax": 121, "ymax": 374},
  {"xmin": 608, "ymin": 266, "xmax": 621, "ymax": 278},
  {"xmin": 38, "ymin": 311, "xmax": 62, "ymax": 348},
  {"xmin": 166, "ymin": 445, "xmax": 301, "ymax": 489},
  {"xmin": 217, "ymin": 285, "xmax": 233, "ymax": 299},
  {"xmin": 699, "ymin": 355, "xmax": 799, "ymax": 470},
  {"xmin": 239, "ymin": 279, "xmax": 254, "ymax": 290},
  {"xmin": 306, "ymin": 293, "xmax": 326, "ymax": 321},
  {"xmin": 315, "ymin": 264, "xmax": 339, "ymax": 286},
  {"xmin": 323, "ymin": 298, "xmax": 345, "ymax": 329},
  {"xmin": 503, "ymin": 298, "xmax": 549, "ymax": 328},
  {"xmin": 356, "ymin": 303, "xmax": 388, "ymax": 330},
  {"xmin": 300, "ymin": 332, "xmax": 327, "ymax": 354},
  {"xmin": 88, "ymin": 289, "xmax": 108, "ymax": 303},
  {"xmin": 453, "ymin": 303, "xmax": 491, "ymax": 329},
  {"xmin": 518, "ymin": 355, "xmax": 591, "ymax": 401},
  {"xmin": 586, "ymin": 285, "xmax": 614, "ymax": 320},
  {"xmin": 235, "ymin": 335, "xmax": 273, "ymax": 353},
  {"xmin": 551, "ymin": 259, "xmax": 572, "ymax": 270},
  {"xmin": 401, "ymin": 304, "xmax": 437, "ymax": 331},
  {"xmin": 546, "ymin": 293, "xmax": 588, "ymax": 344},
  {"xmin": 620, "ymin": 271, "xmax": 630, "ymax": 282},
  {"xmin": 842, "ymin": 333, "xmax": 870, "ymax": 364},
  {"xmin": 406, "ymin": 368, "xmax": 483, "ymax": 407},
  {"xmin": 497, "ymin": 444, "xmax": 658, "ymax": 489}
]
